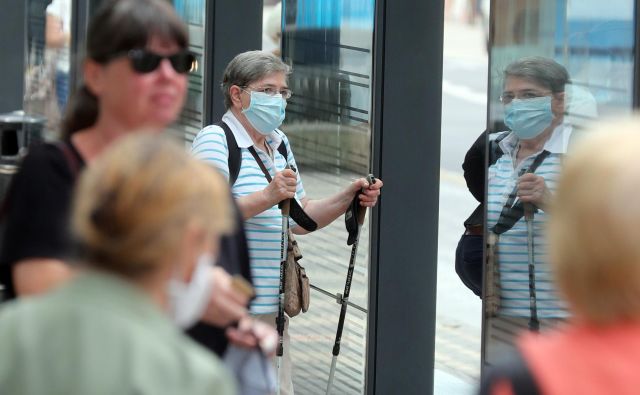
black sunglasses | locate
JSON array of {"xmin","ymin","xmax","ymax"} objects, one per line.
[{"xmin": 124, "ymin": 49, "xmax": 196, "ymax": 74}]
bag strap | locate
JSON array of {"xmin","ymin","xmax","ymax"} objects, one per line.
[
  {"xmin": 488, "ymin": 131, "xmax": 509, "ymax": 166},
  {"xmin": 218, "ymin": 121, "xmax": 288, "ymax": 185},
  {"xmin": 490, "ymin": 150, "xmax": 551, "ymax": 235},
  {"xmin": 247, "ymin": 146, "xmax": 274, "ymax": 182}
]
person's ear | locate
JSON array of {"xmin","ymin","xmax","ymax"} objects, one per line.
[
  {"xmin": 552, "ymin": 91, "xmax": 565, "ymax": 117},
  {"xmin": 83, "ymin": 59, "xmax": 104, "ymax": 96},
  {"xmin": 229, "ymin": 85, "xmax": 244, "ymax": 109}
]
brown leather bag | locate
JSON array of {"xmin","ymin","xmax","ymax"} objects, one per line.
[{"xmin": 284, "ymin": 230, "xmax": 310, "ymax": 317}]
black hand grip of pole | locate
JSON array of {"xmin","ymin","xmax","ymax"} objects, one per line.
[
  {"xmin": 346, "ymin": 174, "xmax": 376, "ymax": 245},
  {"xmin": 357, "ymin": 174, "xmax": 376, "ymax": 226}
]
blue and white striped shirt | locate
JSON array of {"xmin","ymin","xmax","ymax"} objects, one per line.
[
  {"xmin": 191, "ymin": 111, "xmax": 306, "ymax": 314},
  {"xmin": 487, "ymin": 125, "xmax": 572, "ymax": 319}
]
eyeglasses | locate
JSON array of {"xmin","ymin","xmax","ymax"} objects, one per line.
[
  {"xmin": 500, "ymin": 90, "xmax": 552, "ymax": 104},
  {"xmin": 124, "ymin": 49, "xmax": 196, "ymax": 74},
  {"xmin": 243, "ymin": 86, "xmax": 293, "ymax": 99}
]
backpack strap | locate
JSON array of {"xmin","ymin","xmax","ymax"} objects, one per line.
[
  {"xmin": 488, "ymin": 131, "xmax": 509, "ymax": 166},
  {"xmin": 217, "ymin": 121, "xmax": 241, "ymax": 186},
  {"xmin": 217, "ymin": 121, "xmax": 289, "ymax": 185}
]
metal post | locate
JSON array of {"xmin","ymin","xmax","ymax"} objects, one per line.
[{"xmin": 367, "ymin": 0, "xmax": 444, "ymax": 393}]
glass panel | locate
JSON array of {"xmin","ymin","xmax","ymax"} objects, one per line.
[
  {"xmin": 436, "ymin": 1, "xmax": 490, "ymax": 391},
  {"xmin": 281, "ymin": 1, "xmax": 375, "ymax": 393},
  {"xmin": 170, "ymin": 0, "xmax": 205, "ymax": 144},
  {"xmin": 24, "ymin": 0, "xmax": 73, "ymax": 138},
  {"xmin": 482, "ymin": 0, "xmax": 635, "ymax": 367}
]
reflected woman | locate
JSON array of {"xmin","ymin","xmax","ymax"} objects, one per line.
[
  {"xmin": 481, "ymin": 119, "xmax": 640, "ymax": 395},
  {"xmin": 485, "ymin": 57, "xmax": 572, "ymax": 359}
]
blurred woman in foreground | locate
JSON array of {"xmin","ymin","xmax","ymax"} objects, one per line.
[
  {"xmin": 0, "ymin": 0, "xmax": 254, "ymax": 352},
  {"xmin": 481, "ymin": 117, "xmax": 640, "ymax": 395},
  {"xmin": 0, "ymin": 135, "xmax": 236, "ymax": 394}
]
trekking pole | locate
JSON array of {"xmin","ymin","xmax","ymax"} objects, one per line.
[
  {"xmin": 326, "ymin": 174, "xmax": 375, "ymax": 395},
  {"xmin": 524, "ymin": 203, "xmax": 539, "ymax": 332},
  {"xmin": 276, "ymin": 197, "xmax": 290, "ymax": 395}
]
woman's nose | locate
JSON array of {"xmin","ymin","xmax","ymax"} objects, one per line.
[{"xmin": 157, "ymin": 58, "xmax": 178, "ymax": 78}]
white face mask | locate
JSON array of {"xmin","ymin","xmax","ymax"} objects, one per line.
[{"xmin": 167, "ymin": 254, "xmax": 214, "ymax": 329}]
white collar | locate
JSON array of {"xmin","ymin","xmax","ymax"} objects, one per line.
[
  {"xmin": 221, "ymin": 110, "xmax": 283, "ymax": 150},
  {"xmin": 500, "ymin": 123, "xmax": 573, "ymax": 156}
]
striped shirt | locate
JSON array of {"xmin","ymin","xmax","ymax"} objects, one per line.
[
  {"xmin": 191, "ymin": 111, "xmax": 306, "ymax": 314},
  {"xmin": 487, "ymin": 125, "xmax": 572, "ymax": 319}
]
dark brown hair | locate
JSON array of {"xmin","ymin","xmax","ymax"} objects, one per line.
[{"xmin": 62, "ymin": 0, "xmax": 188, "ymax": 137}]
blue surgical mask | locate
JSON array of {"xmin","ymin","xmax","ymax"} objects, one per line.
[
  {"xmin": 504, "ymin": 96, "xmax": 554, "ymax": 140},
  {"xmin": 242, "ymin": 91, "xmax": 286, "ymax": 135}
]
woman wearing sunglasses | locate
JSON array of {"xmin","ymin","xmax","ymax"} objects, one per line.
[{"xmin": 0, "ymin": 0, "xmax": 254, "ymax": 350}]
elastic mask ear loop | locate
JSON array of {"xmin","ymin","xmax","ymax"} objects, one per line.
[{"xmin": 239, "ymin": 88, "xmax": 252, "ymax": 112}]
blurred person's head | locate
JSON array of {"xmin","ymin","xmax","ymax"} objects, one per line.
[
  {"xmin": 549, "ymin": 116, "xmax": 640, "ymax": 325},
  {"xmin": 262, "ymin": 2, "xmax": 282, "ymax": 55},
  {"xmin": 564, "ymin": 84, "xmax": 599, "ymax": 128},
  {"xmin": 72, "ymin": 134, "xmax": 232, "ymax": 322},
  {"xmin": 221, "ymin": 50, "xmax": 291, "ymax": 135},
  {"xmin": 501, "ymin": 57, "xmax": 569, "ymax": 140},
  {"xmin": 64, "ymin": 0, "xmax": 193, "ymax": 137}
]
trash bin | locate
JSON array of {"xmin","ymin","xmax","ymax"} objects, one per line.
[{"xmin": 0, "ymin": 111, "xmax": 45, "ymax": 201}]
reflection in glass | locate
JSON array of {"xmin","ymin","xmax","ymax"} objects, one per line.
[
  {"xmin": 484, "ymin": 57, "xmax": 572, "ymax": 365},
  {"xmin": 24, "ymin": 0, "xmax": 72, "ymax": 137},
  {"xmin": 262, "ymin": 2, "xmax": 282, "ymax": 56},
  {"xmin": 281, "ymin": 0, "xmax": 374, "ymax": 393},
  {"xmin": 170, "ymin": 0, "xmax": 205, "ymax": 143},
  {"xmin": 483, "ymin": 0, "xmax": 635, "ymax": 369}
]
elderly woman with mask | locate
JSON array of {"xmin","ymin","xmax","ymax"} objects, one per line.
[
  {"xmin": 481, "ymin": 119, "xmax": 640, "ymax": 395},
  {"xmin": 484, "ymin": 57, "xmax": 572, "ymax": 359},
  {"xmin": 0, "ymin": 135, "xmax": 236, "ymax": 394},
  {"xmin": 191, "ymin": 50, "xmax": 383, "ymax": 394}
]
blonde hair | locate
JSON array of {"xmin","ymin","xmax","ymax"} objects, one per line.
[
  {"xmin": 549, "ymin": 115, "xmax": 640, "ymax": 324},
  {"xmin": 72, "ymin": 134, "xmax": 233, "ymax": 277}
]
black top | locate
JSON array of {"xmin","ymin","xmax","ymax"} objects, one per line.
[
  {"xmin": 0, "ymin": 141, "xmax": 84, "ymax": 298},
  {"xmin": 0, "ymin": 140, "xmax": 252, "ymax": 356}
]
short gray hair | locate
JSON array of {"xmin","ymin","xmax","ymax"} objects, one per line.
[
  {"xmin": 503, "ymin": 57, "xmax": 570, "ymax": 93},
  {"xmin": 221, "ymin": 50, "xmax": 291, "ymax": 109}
]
